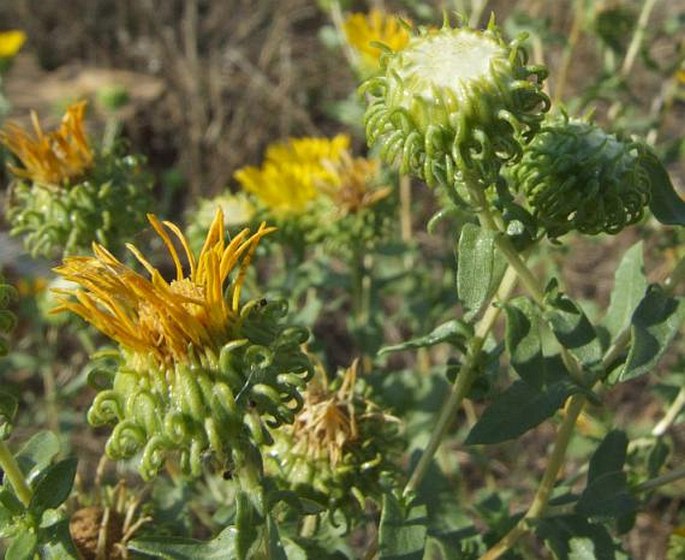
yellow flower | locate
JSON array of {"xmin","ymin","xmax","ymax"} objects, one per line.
[
  {"xmin": 234, "ymin": 134, "xmax": 350, "ymax": 216},
  {"xmin": 0, "ymin": 101, "xmax": 93, "ymax": 186},
  {"xmin": 343, "ymin": 10, "xmax": 410, "ymax": 71},
  {"xmin": 0, "ymin": 30, "xmax": 26, "ymax": 59},
  {"xmin": 53, "ymin": 208, "xmax": 274, "ymax": 369}
]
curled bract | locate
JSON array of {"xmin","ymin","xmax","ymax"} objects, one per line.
[
  {"xmin": 510, "ymin": 116, "xmax": 651, "ymax": 237},
  {"xmin": 361, "ymin": 15, "xmax": 550, "ymax": 189}
]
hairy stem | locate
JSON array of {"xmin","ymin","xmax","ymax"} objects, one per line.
[{"xmin": 404, "ymin": 264, "xmax": 520, "ymax": 497}]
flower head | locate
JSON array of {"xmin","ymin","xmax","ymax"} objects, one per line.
[
  {"xmin": 53, "ymin": 209, "xmax": 313, "ymax": 479},
  {"xmin": 234, "ymin": 134, "xmax": 350, "ymax": 216},
  {"xmin": 1, "ymin": 101, "xmax": 93, "ymax": 186},
  {"xmin": 361, "ymin": 16, "xmax": 549, "ymax": 189},
  {"xmin": 510, "ymin": 115, "xmax": 651, "ymax": 237},
  {"xmin": 266, "ymin": 360, "xmax": 404, "ymax": 517},
  {"xmin": 0, "ymin": 30, "xmax": 26, "ymax": 60},
  {"xmin": 343, "ymin": 10, "xmax": 410, "ymax": 72},
  {"xmin": 54, "ymin": 208, "xmax": 273, "ymax": 369}
]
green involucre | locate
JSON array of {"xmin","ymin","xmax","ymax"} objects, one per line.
[
  {"xmin": 87, "ymin": 299, "xmax": 313, "ymax": 480},
  {"xmin": 6, "ymin": 149, "xmax": 153, "ymax": 258},
  {"xmin": 511, "ymin": 116, "xmax": 651, "ymax": 237},
  {"xmin": 361, "ymin": 17, "xmax": 549, "ymax": 189}
]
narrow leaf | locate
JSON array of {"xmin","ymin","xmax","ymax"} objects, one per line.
[
  {"xmin": 457, "ymin": 223, "xmax": 505, "ymax": 320},
  {"xmin": 639, "ymin": 145, "xmax": 685, "ymax": 226},
  {"xmin": 5, "ymin": 529, "xmax": 37, "ymax": 560},
  {"xmin": 602, "ymin": 242, "xmax": 646, "ymax": 340},
  {"xmin": 465, "ymin": 379, "xmax": 579, "ymax": 445},
  {"xmin": 379, "ymin": 319, "xmax": 472, "ymax": 355},
  {"xmin": 615, "ymin": 286, "xmax": 685, "ymax": 382},
  {"xmin": 503, "ymin": 297, "xmax": 546, "ymax": 389},
  {"xmin": 29, "ymin": 457, "xmax": 77, "ymax": 517},
  {"xmin": 378, "ymin": 493, "xmax": 428, "ymax": 560},
  {"xmin": 544, "ymin": 282, "xmax": 603, "ymax": 378},
  {"xmin": 129, "ymin": 526, "xmax": 238, "ymax": 559}
]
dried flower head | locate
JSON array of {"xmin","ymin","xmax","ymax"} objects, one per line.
[{"xmin": 1, "ymin": 101, "xmax": 93, "ymax": 186}]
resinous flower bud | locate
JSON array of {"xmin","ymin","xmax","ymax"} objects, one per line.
[
  {"xmin": 1, "ymin": 101, "xmax": 152, "ymax": 257},
  {"xmin": 510, "ymin": 115, "xmax": 651, "ymax": 237},
  {"xmin": 53, "ymin": 209, "xmax": 313, "ymax": 479},
  {"xmin": 361, "ymin": 16, "xmax": 550, "ymax": 189},
  {"xmin": 265, "ymin": 361, "xmax": 404, "ymax": 523}
]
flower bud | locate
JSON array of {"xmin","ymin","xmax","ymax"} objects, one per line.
[
  {"xmin": 361, "ymin": 16, "xmax": 549, "ymax": 189},
  {"xmin": 510, "ymin": 115, "xmax": 651, "ymax": 237}
]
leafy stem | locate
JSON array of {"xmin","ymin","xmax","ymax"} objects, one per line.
[{"xmin": 0, "ymin": 438, "xmax": 32, "ymax": 507}]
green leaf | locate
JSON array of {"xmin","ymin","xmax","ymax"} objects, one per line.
[
  {"xmin": 602, "ymin": 242, "xmax": 647, "ymax": 341},
  {"xmin": 503, "ymin": 297, "xmax": 546, "ymax": 389},
  {"xmin": 613, "ymin": 286, "xmax": 685, "ymax": 383},
  {"xmin": 378, "ymin": 493, "xmax": 428, "ymax": 560},
  {"xmin": 38, "ymin": 519, "xmax": 82, "ymax": 559},
  {"xmin": 29, "ymin": 457, "xmax": 77, "ymax": 517},
  {"xmin": 379, "ymin": 319, "xmax": 473, "ymax": 355},
  {"xmin": 639, "ymin": 145, "xmax": 685, "ymax": 226},
  {"xmin": 544, "ymin": 281, "xmax": 603, "ymax": 378},
  {"xmin": 129, "ymin": 526, "xmax": 238, "ymax": 559},
  {"xmin": 0, "ymin": 309, "xmax": 17, "ymax": 334},
  {"xmin": 647, "ymin": 438, "xmax": 670, "ymax": 479},
  {"xmin": 457, "ymin": 223, "xmax": 506, "ymax": 320},
  {"xmin": 0, "ymin": 391, "xmax": 18, "ymax": 439},
  {"xmin": 576, "ymin": 431, "xmax": 638, "ymax": 520},
  {"xmin": 15, "ymin": 431, "xmax": 61, "ymax": 484},
  {"xmin": 465, "ymin": 378, "xmax": 579, "ymax": 445},
  {"xmin": 536, "ymin": 515, "xmax": 628, "ymax": 560},
  {"xmin": 5, "ymin": 529, "xmax": 38, "ymax": 560},
  {"xmin": 266, "ymin": 514, "xmax": 288, "ymax": 560}
]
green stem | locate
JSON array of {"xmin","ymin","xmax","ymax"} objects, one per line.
[
  {"xmin": 636, "ymin": 464, "xmax": 685, "ymax": 493},
  {"xmin": 481, "ymin": 394, "xmax": 587, "ymax": 560},
  {"xmin": 0, "ymin": 439, "xmax": 32, "ymax": 507},
  {"xmin": 403, "ymin": 263, "xmax": 520, "ymax": 497}
]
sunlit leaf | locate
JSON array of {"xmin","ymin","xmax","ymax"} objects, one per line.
[
  {"xmin": 613, "ymin": 286, "xmax": 685, "ymax": 383},
  {"xmin": 457, "ymin": 223, "xmax": 506, "ymax": 320},
  {"xmin": 379, "ymin": 493, "xmax": 427, "ymax": 560},
  {"xmin": 503, "ymin": 297, "xmax": 546, "ymax": 389},
  {"xmin": 602, "ymin": 241, "xmax": 646, "ymax": 341}
]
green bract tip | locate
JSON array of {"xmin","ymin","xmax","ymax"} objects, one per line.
[{"xmin": 361, "ymin": 19, "xmax": 550, "ymax": 189}]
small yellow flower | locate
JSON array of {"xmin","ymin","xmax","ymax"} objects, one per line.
[
  {"xmin": 53, "ymin": 208, "xmax": 274, "ymax": 369},
  {"xmin": 0, "ymin": 30, "xmax": 26, "ymax": 59},
  {"xmin": 234, "ymin": 134, "xmax": 350, "ymax": 216},
  {"xmin": 0, "ymin": 101, "xmax": 93, "ymax": 186},
  {"xmin": 343, "ymin": 10, "xmax": 410, "ymax": 71}
]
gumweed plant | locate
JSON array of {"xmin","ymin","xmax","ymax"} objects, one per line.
[
  {"xmin": 357, "ymin": 11, "xmax": 685, "ymax": 559},
  {"xmin": 1, "ymin": 101, "xmax": 152, "ymax": 258},
  {"xmin": 2, "ymin": 5, "xmax": 685, "ymax": 559}
]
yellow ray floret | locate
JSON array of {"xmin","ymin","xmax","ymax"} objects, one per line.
[
  {"xmin": 343, "ymin": 10, "xmax": 410, "ymax": 69},
  {"xmin": 0, "ymin": 100, "xmax": 93, "ymax": 186},
  {"xmin": 0, "ymin": 30, "xmax": 26, "ymax": 59},
  {"xmin": 234, "ymin": 134, "xmax": 350, "ymax": 216},
  {"xmin": 53, "ymin": 209, "xmax": 274, "ymax": 367}
]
